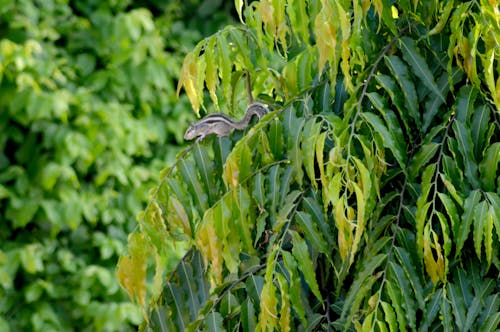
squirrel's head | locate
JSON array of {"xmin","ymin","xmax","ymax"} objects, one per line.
[{"xmin": 184, "ymin": 124, "xmax": 198, "ymax": 140}]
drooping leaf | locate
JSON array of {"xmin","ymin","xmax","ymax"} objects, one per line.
[
  {"xmin": 384, "ymin": 55, "xmax": 419, "ymax": 125},
  {"xmin": 464, "ymin": 279, "xmax": 495, "ymax": 332},
  {"xmin": 409, "ymin": 142, "xmax": 439, "ymax": 179},
  {"xmin": 420, "ymin": 288, "xmax": 443, "ymax": 331},
  {"xmin": 282, "ymin": 251, "xmax": 306, "ymax": 326},
  {"xmin": 362, "ymin": 112, "xmax": 407, "ymax": 170},
  {"xmin": 479, "ymin": 142, "xmax": 500, "ymax": 192},
  {"xmin": 380, "ymin": 301, "xmax": 398, "ymax": 332},
  {"xmin": 388, "ymin": 262, "xmax": 417, "ymax": 330},
  {"xmin": 472, "ymin": 200, "xmax": 488, "ymax": 261},
  {"xmin": 453, "ymin": 117, "xmax": 479, "ymax": 189},
  {"xmin": 291, "ymin": 231, "xmax": 323, "ymax": 303},
  {"xmin": 399, "ymin": 37, "xmax": 446, "ymax": 103},
  {"xmin": 301, "ymin": 118, "xmax": 321, "ymax": 189},
  {"xmin": 295, "ymin": 211, "xmax": 328, "ymax": 255},
  {"xmin": 258, "ymin": 275, "xmax": 278, "ymax": 331},
  {"xmin": 448, "ymin": 281, "xmax": 467, "ymax": 331},
  {"xmin": 341, "ymin": 254, "xmax": 386, "ymax": 325}
]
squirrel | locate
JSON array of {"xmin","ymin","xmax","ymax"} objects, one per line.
[
  {"xmin": 183, "ymin": 102, "xmax": 268, "ymax": 141},
  {"xmin": 184, "ymin": 71, "xmax": 269, "ymax": 142}
]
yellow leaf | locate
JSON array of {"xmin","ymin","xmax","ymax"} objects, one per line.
[
  {"xmin": 423, "ymin": 226, "xmax": 445, "ymax": 285},
  {"xmin": 335, "ymin": 198, "xmax": 353, "ymax": 262},
  {"xmin": 336, "ymin": 1, "xmax": 353, "ymax": 92},
  {"xmin": 196, "ymin": 213, "xmax": 223, "ymax": 285},
  {"xmin": 258, "ymin": 1, "xmax": 276, "ymax": 39},
  {"xmin": 205, "ymin": 37, "xmax": 219, "ymax": 109},
  {"xmin": 277, "ymin": 274, "xmax": 291, "ymax": 332},
  {"xmin": 223, "ymin": 154, "xmax": 240, "ymax": 190},
  {"xmin": 177, "ymin": 52, "xmax": 201, "ymax": 116},
  {"xmin": 167, "ymin": 196, "xmax": 191, "ymax": 237},
  {"xmin": 235, "ymin": 0, "xmax": 244, "ymax": 23},
  {"xmin": 259, "ymin": 282, "xmax": 278, "ymax": 332},
  {"xmin": 316, "ymin": 132, "xmax": 327, "ymax": 193},
  {"xmin": 372, "ymin": 0, "xmax": 383, "ymax": 27},
  {"xmin": 350, "ymin": 182, "xmax": 366, "ymax": 265},
  {"xmin": 314, "ymin": 0, "xmax": 337, "ymax": 75},
  {"xmin": 142, "ymin": 201, "xmax": 169, "ymax": 251},
  {"xmin": 116, "ymin": 233, "xmax": 150, "ymax": 320},
  {"xmin": 274, "ymin": 0, "xmax": 289, "ymax": 56}
]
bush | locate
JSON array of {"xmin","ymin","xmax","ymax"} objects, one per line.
[{"xmin": 0, "ymin": 0, "xmax": 233, "ymax": 330}]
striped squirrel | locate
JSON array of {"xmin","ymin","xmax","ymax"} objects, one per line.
[{"xmin": 184, "ymin": 102, "xmax": 269, "ymax": 141}]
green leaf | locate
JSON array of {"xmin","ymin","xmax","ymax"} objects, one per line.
[
  {"xmin": 394, "ymin": 247, "xmax": 425, "ymax": 310},
  {"xmin": 455, "ymin": 190, "xmax": 481, "ymax": 257},
  {"xmin": 180, "ymin": 159, "xmax": 208, "ymax": 211},
  {"xmin": 464, "ymin": 280, "xmax": 495, "ymax": 332},
  {"xmin": 341, "ymin": 254, "xmax": 386, "ymax": 323},
  {"xmin": 276, "ymin": 190, "xmax": 301, "ymax": 230},
  {"xmin": 416, "ymin": 164, "xmax": 435, "ymax": 258},
  {"xmin": 455, "ymin": 85, "xmax": 477, "ymax": 123},
  {"xmin": 448, "ymin": 282, "xmax": 467, "ymax": 331},
  {"xmin": 282, "ymin": 251, "xmax": 306, "ymax": 326},
  {"xmin": 375, "ymin": 74, "xmax": 410, "ymax": 135},
  {"xmin": 283, "ymin": 106, "xmax": 305, "ymax": 186},
  {"xmin": 366, "ymin": 92, "xmax": 406, "ymax": 156},
  {"xmin": 381, "ymin": 301, "xmax": 398, "ymax": 332},
  {"xmin": 385, "ymin": 276, "xmax": 408, "ymax": 332},
  {"xmin": 241, "ymin": 298, "xmax": 257, "ymax": 332},
  {"xmin": 287, "ymin": 0, "xmax": 309, "ymax": 43},
  {"xmin": 204, "ymin": 312, "xmax": 224, "ymax": 332},
  {"xmin": 423, "ymin": 70, "xmax": 461, "ymax": 132},
  {"xmin": 420, "ymin": 289, "xmax": 443, "ymax": 331},
  {"xmin": 235, "ymin": 0, "xmax": 244, "ymax": 23},
  {"xmin": 485, "ymin": 192, "xmax": 500, "ymax": 240},
  {"xmin": 362, "ymin": 112, "xmax": 407, "ymax": 169},
  {"xmin": 301, "ymin": 118, "xmax": 321, "ymax": 189},
  {"xmin": 399, "ymin": 37, "xmax": 446, "ymax": 103},
  {"xmin": 205, "ymin": 37, "xmax": 219, "ymax": 108},
  {"xmin": 268, "ymin": 115, "xmax": 284, "ymax": 159},
  {"xmin": 267, "ymin": 165, "xmax": 280, "ymax": 225},
  {"xmin": 479, "ymin": 294, "xmax": 500, "ymax": 332},
  {"xmin": 409, "ymin": 142, "xmax": 439, "ymax": 178},
  {"xmin": 252, "ymin": 172, "xmax": 266, "ymax": 209},
  {"xmin": 440, "ymin": 293, "xmax": 453, "ymax": 331},
  {"xmin": 384, "ymin": 55, "xmax": 418, "ymax": 125},
  {"xmin": 217, "ymin": 34, "xmax": 232, "ymax": 111},
  {"xmin": 291, "ymin": 231, "xmax": 323, "ymax": 303},
  {"xmin": 483, "ymin": 205, "xmax": 494, "ymax": 267},
  {"xmin": 19, "ymin": 244, "xmax": 44, "ymax": 274},
  {"xmin": 440, "ymin": 173, "xmax": 463, "ymax": 207},
  {"xmin": 388, "ymin": 262, "xmax": 417, "ymax": 331},
  {"xmin": 279, "ymin": 166, "xmax": 295, "ymax": 208},
  {"xmin": 302, "ymin": 195, "xmax": 333, "ymax": 246},
  {"xmin": 479, "ymin": 142, "xmax": 500, "ymax": 192},
  {"xmin": 295, "ymin": 211, "xmax": 328, "ymax": 255},
  {"xmin": 193, "ymin": 144, "xmax": 216, "ymax": 204},
  {"xmin": 473, "ymin": 201, "xmax": 488, "ymax": 260},
  {"xmin": 437, "ymin": 193, "xmax": 458, "ymax": 256},
  {"xmin": 453, "ymin": 121, "xmax": 479, "ymax": 189},
  {"xmin": 471, "ymin": 105, "xmax": 489, "ymax": 157}
]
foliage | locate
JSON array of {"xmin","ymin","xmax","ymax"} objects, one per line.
[
  {"xmin": 0, "ymin": 0, "xmax": 233, "ymax": 331},
  {"xmin": 119, "ymin": 0, "xmax": 500, "ymax": 331}
]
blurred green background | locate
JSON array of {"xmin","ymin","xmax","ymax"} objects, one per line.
[{"xmin": 0, "ymin": 0, "xmax": 234, "ymax": 330}]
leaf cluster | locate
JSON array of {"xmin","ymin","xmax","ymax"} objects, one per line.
[{"xmin": 119, "ymin": 0, "xmax": 500, "ymax": 331}]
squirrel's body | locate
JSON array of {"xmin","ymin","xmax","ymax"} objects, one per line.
[{"xmin": 184, "ymin": 102, "xmax": 268, "ymax": 141}]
